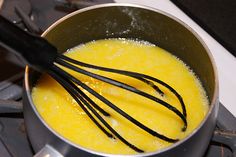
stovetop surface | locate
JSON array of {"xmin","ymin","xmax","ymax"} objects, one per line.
[{"xmin": 0, "ymin": 0, "xmax": 235, "ymax": 157}]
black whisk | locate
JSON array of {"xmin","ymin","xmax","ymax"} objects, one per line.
[{"xmin": 0, "ymin": 15, "xmax": 187, "ymax": 153}]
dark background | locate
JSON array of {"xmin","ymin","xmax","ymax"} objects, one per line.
[{"xmin": 171, "ymin": 0, "xmax": 236, "ymax": 57}]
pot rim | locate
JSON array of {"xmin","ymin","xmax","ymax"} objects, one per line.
[{"xmin": 24, "ymin": 3, "xmax": 219, "ymax": 157}]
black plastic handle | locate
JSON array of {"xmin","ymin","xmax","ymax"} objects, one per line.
[{"xmin": 0, "ymin": 15, "xmax": 57, "ymax": 71}]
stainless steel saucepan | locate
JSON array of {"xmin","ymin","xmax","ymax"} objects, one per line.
[{"xmin": 22, "ymin": 3, "xmax": 235, "ymax": 157}]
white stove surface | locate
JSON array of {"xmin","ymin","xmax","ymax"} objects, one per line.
[{"xmin": 115, "ymin": 0, "xmax": 236, "ymax": 117}]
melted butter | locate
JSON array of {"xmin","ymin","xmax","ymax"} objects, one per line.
[{"xmin": 32, "ymin": 39, "xmax": 209, "ymax": 154}]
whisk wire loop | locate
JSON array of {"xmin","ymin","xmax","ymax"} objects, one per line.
[
  {"xmin": 56, "ymin": 55, "xmax": 187, "ymax": 130},
  {"xmin": 49, "ymin": 65, "xmax": 145, "ymax": 153},
  {"xmin": 52, "ymin": 61, "xmax": 180, "ymax": 143},
  {"xmin": 58, "ymin": 54, "xmax": 187, "ymax": 118}
]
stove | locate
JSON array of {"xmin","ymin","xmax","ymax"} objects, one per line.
[{"xmin": 0, "ymin": 0, "xmax": 235, "ymax": 157}]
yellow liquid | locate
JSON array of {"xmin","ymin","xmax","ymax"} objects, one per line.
[{"xmin": 32, "ymin": 39, "xmax": 209, "ymax": 155}]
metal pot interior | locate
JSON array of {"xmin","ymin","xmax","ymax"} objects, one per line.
[{"xmin": 41, "ymin": 4, "xmax": 216, "ymax": 101}]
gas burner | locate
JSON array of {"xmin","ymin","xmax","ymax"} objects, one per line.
[{"xmin": 0, "ymin": 0, "xmax": 32, "ymax": 24}]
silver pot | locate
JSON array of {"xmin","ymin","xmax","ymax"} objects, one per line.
[{"xmin": 24, "ymin": 3, "xmax": 220, "ymax": 157}]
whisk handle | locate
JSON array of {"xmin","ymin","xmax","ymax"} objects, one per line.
[{"xmin": 0, "ymin": 15, "xmax": 57, "ymax": 71}]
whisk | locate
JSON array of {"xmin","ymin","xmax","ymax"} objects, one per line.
[{"xmin": 0, "ymin": 15, "xmax": 187, "ymax": 153}]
